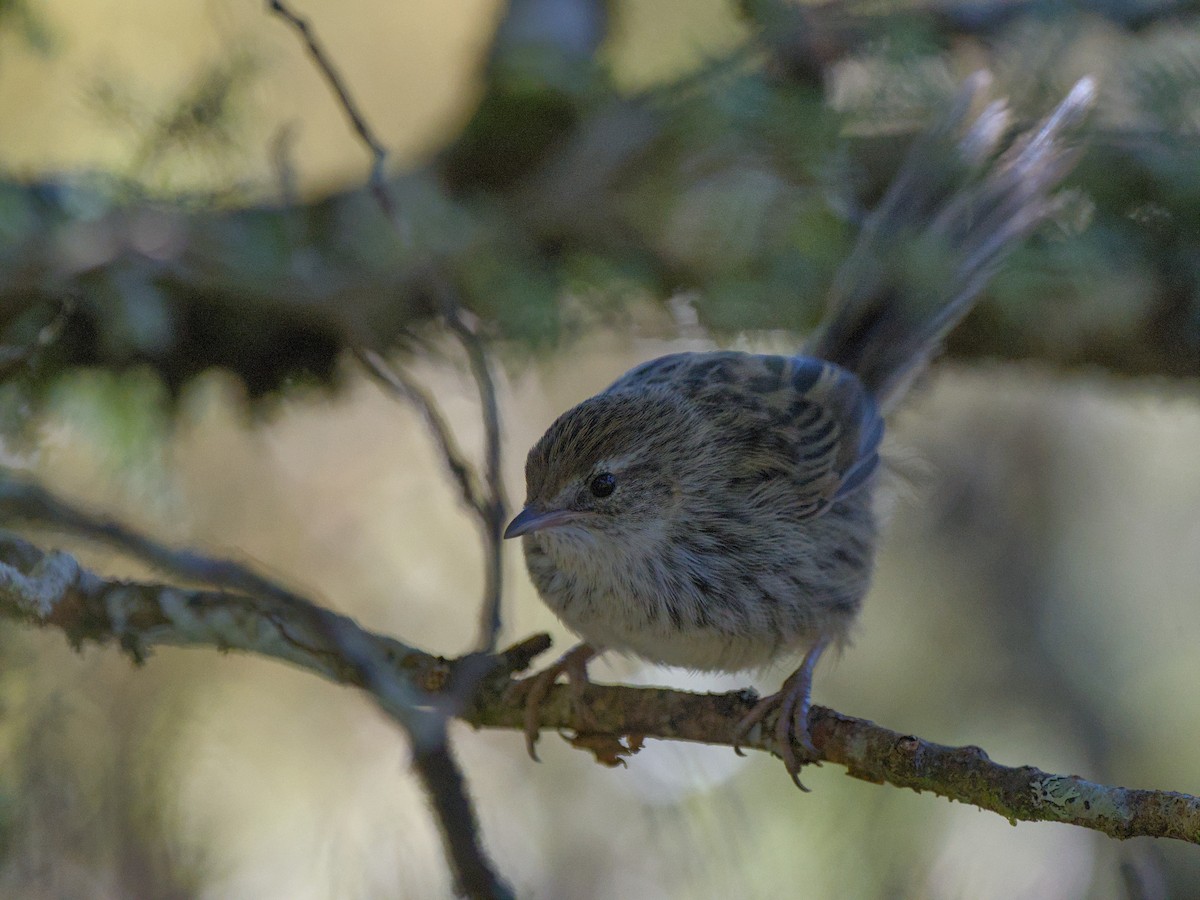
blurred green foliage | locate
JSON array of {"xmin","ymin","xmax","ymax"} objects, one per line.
[{"xmin": 0, "ymin": 0, "xmax": 1195, "ymax": 424}]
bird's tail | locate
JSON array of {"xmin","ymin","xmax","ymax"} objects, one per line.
[{"xmin": 806, "ymin": 74, "xmax": 1095, "ymax": 412}]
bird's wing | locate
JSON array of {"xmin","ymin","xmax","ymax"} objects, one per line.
[
  {"xmin": 613, "ymin": 352, "xmax": 882, "ymax": 519},
  {"xmin": 783, "ymin": 355, "xmax": 883, "ymax": 513}
]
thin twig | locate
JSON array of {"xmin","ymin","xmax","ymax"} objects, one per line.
[
  {"xmin": 443, "ymin": 304, "xmax": 508, "ymax": 653},
  {"xmin": 357, "ymin": 339, "xmax": 508, "ymax": 654},
  {"xmin": 270, "ymin": 0, "xmax": 509, "ymax": 652},
  {"xmin": 266, "ymin": 0, "xmax": 398, "ymax": 226},
  {"xmin": 356, "ymin": 348, "xmax": 486, "ymax": 515}
]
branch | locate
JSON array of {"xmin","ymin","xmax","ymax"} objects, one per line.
[
  {"xmin": 470, "ymin": 678, "xmax": 1200, "ymax": 843},
  {"xmin": 0, "ymin": 466, "xmax": 511, "ymax": 896},
  {"xmin": 4, "ymin": 116, "xmax": 1199, "ymax": 391},
  {"xmin": 0, "ymin": 524, "xmax": 512, "ymax": 898},
  {"xmin": 2, "ymin": 528, "xmax": 1197, "ymax": 845},
  {"xmin": 5, "ymin": 7, "xmax": 1200, "ymax": 398}
]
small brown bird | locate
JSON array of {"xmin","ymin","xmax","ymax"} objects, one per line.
[{"xmin": 505, "ymin": 75, "xmax": 1094, "ymax": 784}]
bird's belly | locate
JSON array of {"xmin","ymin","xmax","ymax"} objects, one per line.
[
  {"xmin": 562, "ymin": 608, "xmax": 800, "ymax": 672},
  {"xmin": 524, "ymin": 539, "xmax": 865, "ymax": 673}
]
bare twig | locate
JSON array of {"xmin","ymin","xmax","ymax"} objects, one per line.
[
  {"xmin": 0, "ymin": 473, "xmax": 311, "ymax": 607},
  {"xmin": 357, "ymin": 338, "xmax": 508, "ymax": 654},
  {"xmin": 3, "ymin": 528, "xmax": 1199, "ymax": 846},
  {"xmin": 443, "ymin": 305, "xmax": 508, "ymax": 653},
  {"xmin": 267, "ymin": 0, "xmax": 398, "ymax": 226},
  {"xmin": 356, "ymin": 348, "xmax": 486, "ymax": 514}
]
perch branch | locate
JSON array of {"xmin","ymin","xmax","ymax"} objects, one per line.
[{"xmin": 1, "ymin": 528, "xmax": 1198, "ymax": 846}]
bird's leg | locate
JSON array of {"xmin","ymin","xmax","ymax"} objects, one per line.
[
  {"xmin": 732, "ymin": 635, "xmax": 831, "ymax": 790},
  {"xmin": 512, "ymin": 643, "xmax": 598, "ymax": 761}
]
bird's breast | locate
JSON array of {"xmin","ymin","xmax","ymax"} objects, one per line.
[{"xmin": 520, "ymin": 505, "xmax": 873, "ymax": 672}]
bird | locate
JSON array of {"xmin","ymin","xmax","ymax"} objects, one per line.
[{"xmin": 503, "ymin": 75, "xmax": 1095, "ymax": 785}]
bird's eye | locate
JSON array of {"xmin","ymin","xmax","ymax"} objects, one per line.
[{"xmin": 589, "ymin": 472, "xmax": 616, "ymax": 498}]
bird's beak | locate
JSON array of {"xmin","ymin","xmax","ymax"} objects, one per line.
[{"xmin": 503, "ymin": 506, "xmax": 581, "ymax": 539}]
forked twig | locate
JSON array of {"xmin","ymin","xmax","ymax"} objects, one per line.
[
  {"xmin": 357, "ymin": 338, "xmax": 508, "ymax": 653},
  {"xmin": 270, "ymin": 0, "xmax": 508, "ymax": 651},
  {"xmin": 269, "ymin": 3, "xmax": 509, "ymax": 894}
]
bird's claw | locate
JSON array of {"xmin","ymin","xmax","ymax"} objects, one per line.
[
  {"xmin": 509, "ymin": 644, "xmax": 597, "ymax": 760},
  {"xmin": 731, "ymin": 636, "xmax": 830, "ymax": 789},
  {"xmin": 732, "ymin": 684, "xmax": 820, "ymax": 791}
]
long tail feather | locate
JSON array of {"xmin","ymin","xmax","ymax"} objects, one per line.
[{"xmin": 807, "ymin": 75, "xmax": 1096, "ymax": 410}]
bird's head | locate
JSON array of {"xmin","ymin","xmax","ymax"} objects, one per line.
[{"xmin": 505, "ymin": 392, "xmax": 697, "ymax": 547}]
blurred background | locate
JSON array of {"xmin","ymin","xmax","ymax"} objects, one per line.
[{"xmin": 0, "ymin": 0, "xmax": 1198, "ymax": 898}]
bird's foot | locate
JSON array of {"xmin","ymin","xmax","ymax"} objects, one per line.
[
  {"xmin": 509, "ymin": 643, "xmax": 598, "ymax": 761},
  {"xmin": 732, "ymin": 636, "xmax": 830, "ymax": 790}
]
